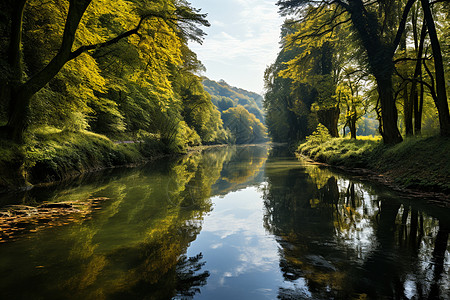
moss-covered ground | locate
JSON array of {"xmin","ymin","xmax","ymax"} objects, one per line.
[
  {"xmin": 297, "ymin": 136, "xmax": 450, "ymax": 194},
  {"xmin": 0, "ymin": 128, "xmax": 170, "ymax": 191}
]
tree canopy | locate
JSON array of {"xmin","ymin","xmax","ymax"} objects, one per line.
[
  {"xmin": 265, "ymin": 0, "xmax": 449, "ymax": 143},
  {"xmin": 0, "ymin": 0, "xmax": 234, "ymax": 149}
]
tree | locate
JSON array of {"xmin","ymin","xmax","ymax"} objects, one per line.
[
  {"xmin": 171, "ymin": 46, "xmax": 231, "ymax": 144},
  {"xmin": 278, "ymin": 8, "xmax": 346, "ymax": 137},
  {"xmin": 221, "ymin": 106, "xmax": 267, "ymax": 144},
  {"xmin": 336, "ymin": 69, "xmax": 369, "ymax": 139},
  {"xmin": 277, "ymin": 0, "xmax": 417, "ymax": 144},
  {"xmin": 264, "ymin": 21, "xmax": 317, "ymax": 142},
  {"xmin": 420, "ymin": 0, "xmax": 450, "ymax": 136},
  {"xmin": 0, "ymin": 0, "xmax": 209, "ymax": 142}
]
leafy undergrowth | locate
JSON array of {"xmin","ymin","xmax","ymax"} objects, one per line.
[
  {"xmin": 0, "ymin": 139, "xmax": 27, "ymax": 190},
  {"xmin": 297, "ymin": 135, "xmax": 450, "ymax": 193},
  {"xmin": 0, "ymin": 129, "xmax": 169, "ymax": 190}
]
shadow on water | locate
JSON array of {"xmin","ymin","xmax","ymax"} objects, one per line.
[{"xmin": 264, "ymin": 147, "xmax": 450, "ymax": 299}]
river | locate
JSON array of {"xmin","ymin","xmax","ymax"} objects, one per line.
[{"xmin": 0, "ymin": 145, "xmax": 449, "ymax": 299}]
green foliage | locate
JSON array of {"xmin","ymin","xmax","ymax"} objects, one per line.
[
  {"xmin": 298, "ymin": 136, "xmax": 378, "ymax": 166},
  {"xmin": 202, "ymin": 79, "xmax": 265, "ymax": 123},
  {"xmin": 0, "ymin": 139, "xmax": 26, "ymax": 190},
  {"xmin": 221, "ymin": 106, "xmax": 267, "ymax": 144},
  {"xmin": 263, "ymin": 20, "xmax": 322, "ymax": 143},
  {"xmin": 23, "ymin": 129, "xmax": 168, "ymax": 183},
  {"xmin": 200, "ymin": 78, "xmax": 267, "ymax": 144},
  {"xmin": 297, "ymin": 135, "xmax": 450, "ymax": 192},
  {"xmin": 0, "ymin": 0, "xmax": 227, "ymax": 151},
  {"xmin": 305, "ymin": 123, "xmax": 331, "ymax": 145}
]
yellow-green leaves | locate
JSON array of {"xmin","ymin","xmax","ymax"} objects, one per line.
[{"xmin": 22, "ymin": 0, "xmax": 213, "ymax": 145}]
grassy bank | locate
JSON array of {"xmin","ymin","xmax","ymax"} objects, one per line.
[
  {"xmin": 297, "ymin": 135, "xmax": 450, "ymax": 194},
  {"xmin": 0, "ymin": 129, "xmax": 170, "ymax": 192}
]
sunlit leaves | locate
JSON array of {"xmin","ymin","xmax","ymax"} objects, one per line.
[
  {"xmin": 221, "ymin": 106, "xmax": 267, "ymax": 144},
  {"xmin": 5, "ymin": 0, "xmax": 214, "ymax": 146},
  {"xmin": 278, "ymin": 4, "xmax": 349, "ymax": 83}
]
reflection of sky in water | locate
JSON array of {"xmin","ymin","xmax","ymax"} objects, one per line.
[
  {"xmin": 187, "ymin": 163, "xmax": 449, "ymax": 299},
  {"xmin": 1, "ymin": 147, "xmax": 448, "ymax": 299},
  {"xmin": 187, "ymin": 186, "xmax": 292, "ymax": 299}
]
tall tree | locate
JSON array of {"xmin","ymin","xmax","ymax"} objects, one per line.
[
  {"xmin": 264, "ymin": 21, "xmax": 316, "ymax": 142},
  {"xmin": 0, "ymin": 0, "xmax": 209, "ymax": 142},
  {"xmin": 278, "ymin": 8, "xmax": 344, "ymax": 138},
  {"xmin": 420, "ymin": 0, "xmax": 450, "ymax": 136},
  {"xmin": 277, "ymin": 0, "xmax": 416, "ymax": 144}
]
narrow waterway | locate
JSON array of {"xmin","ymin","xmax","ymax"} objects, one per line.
[{"xmin": 0, "ymin": 145, "xmax": 448, "ymax": 299}]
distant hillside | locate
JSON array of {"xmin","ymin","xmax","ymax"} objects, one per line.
[
  {"xmin": 202, "ymin": 78, "xmax": 267, "ymax": 144},
  {"xmin": 202, "ymin": 79, "xmax": 265, "ymax": 123}
]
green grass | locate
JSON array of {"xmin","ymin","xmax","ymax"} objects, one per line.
[
  {"xmin": 297, "ymin": 136, "xmax": 450, "ymax": 193},
  {"xmin": 0, "ymin": 128, "xmax": 170, "ymax": 190}
]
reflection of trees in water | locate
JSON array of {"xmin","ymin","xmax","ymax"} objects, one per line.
[
  {"xmin": 60, "ymin": 152, "xmax": 224, "ymax": 299},
  {"xmin": 263, "ymin": 159, "xmax": 450, "ymax": 299},
  {"xmin": 212, "ymin": 145, "xmax": 268, "ymax": 194},
  {"xmin": 0, "ymin": 149, "xmax": 236, "ymax": 299},
  {"xmin": 176, "ymin": 254, "xmax": 210, "ymax": 298}
]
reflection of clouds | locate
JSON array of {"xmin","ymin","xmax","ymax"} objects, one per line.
[
  {"xmin": 210, "ymin": 243, "xmax": 223, "ymax": 249},
  {"xmin": 205, "ymin": 210, "xmax": 261, "ymax": 239},
  {"xmin": 195, "ymin": 187, "xmax": 281, "ymax": 288}
]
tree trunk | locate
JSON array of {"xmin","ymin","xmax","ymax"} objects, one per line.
[
  {"xmin": 375, "ymin": 75, "xmax": 403, "ymax": 144},
  {"xmin": 421, "ymin": 0, "xmax": 450, "ymax": 136},
  {"xmin": 317, "ymin": 41, "xmax": 339, "ymax": 138},
  {"xmin": 5, "ymin": 90, "xmax": 32, "ymax": 142},
  {"xmin": 346, "ymin": 0, "xmax": 405, "ymax": 144},
  {"xmin": 4, "ymin": 0, "xmax": 92, "ymax": 142},
  {"xmin": 8, "ymin": 0, "xmax": 27, "ymax": 83},
  {"xmin": 411, "ymin": 22, "xmax": 427, "ymax": 135},
  {"xmin": 0, "ymin": 0, "xmax": 27, "ymax": 134},
  {"xmin": 399, "ymin": 26, "xmax": 413, "ymax": 136},
  {"xmin": 416, "ymin": 77, "xmax": 424, "ymax": 134},
  {"xmin": 404, "ymin": 85, "xmax": 413, "ymax": 136},
  {"xmin": 350, "ymin": 112, "xmax": 357, "ymax": 139},
  {"xmin": 317, "ymin": 106, "xmax": 340, "ymax": 137}
]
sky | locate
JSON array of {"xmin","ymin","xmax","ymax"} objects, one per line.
[{"xmin": 187, "ymin": 0, "xmax": 284, "ymax": 95}]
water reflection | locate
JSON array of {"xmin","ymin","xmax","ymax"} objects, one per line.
[
  {"xmin": 0, "ymin": 149, "xmax": 231, "ymax": 299},
  {"xmin": 0, "ymin": 145, "xmax": 448, "ymax": 299},
  {"xmin": 263, "ymin": 151, "xmax": 450, "ymax": 299},
  {"xmin": 0, "ymin": 145, "xmax": 271, "ymax": 299}
]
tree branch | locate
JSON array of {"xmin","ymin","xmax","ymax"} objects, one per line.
[
  {"xmin": 392, "ymin": 0, "xmax": 416, "ymax": 53},
  {"xmin": 70, "ymin": 14, "xmax": 151, "ymax": 60}
]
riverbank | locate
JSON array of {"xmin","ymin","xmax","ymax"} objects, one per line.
[
  {"xmin": 0, "ymin": 129, "xmax": 246, "ymax": 193},
  {"xmin": 296, "ymin": 136, "xmax": 450, "ymax": 201},
  {"xmin": 0, "ymin": 130, "xmax": 172, "ymax": 193}
]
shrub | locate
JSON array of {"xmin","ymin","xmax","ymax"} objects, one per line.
[{"xmin": 305, "ymin": 123, "xmax": 331, "ymax": 145}]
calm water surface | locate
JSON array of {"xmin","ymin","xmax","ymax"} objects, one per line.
[{"xmin": 0, "ymin": 145, "xmax": 449, "ymax": 299}]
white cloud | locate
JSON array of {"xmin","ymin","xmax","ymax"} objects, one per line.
[
  {"xmin": 188, "ymin": 0, "xmax": 283, "ymax": 93},
  {"xmin": 211, "ymin": 20, "xmax": 226, "ymax": 27}
]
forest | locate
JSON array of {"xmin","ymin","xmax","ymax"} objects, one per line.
[
  {"xmin": 0, "ymin": 1, "xmax": 449, "ymax": 298},
  {"xmin": 0, "ymin": 0, "xmax": 268, "ymax": 189},
  {"xmin": 265, "ymin": 0, "xmax": 449, "ymax": 144},
  {"xmin": 0, "ymin": 0, "xmax": 448, "ymax": 188}
]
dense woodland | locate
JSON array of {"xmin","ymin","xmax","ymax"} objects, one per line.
[
  {"xmin": 0, "ymin": 0, "xmax": 267, "ymax": 151},
  {"xmin": 265, "ymin": 0, "xmax": 449, "ymax": 144},
  {"xmin": 0, "ymin": 0, "xmax": 449, "ymax": 187},
  {"xmin": 203, "ymin": 79, "xmax": 267, "ymax": 144}
]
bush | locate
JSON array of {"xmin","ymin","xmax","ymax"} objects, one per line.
[{"xmin": 305, "ymin": 123, "xmax": 331, "ymax": 145}]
